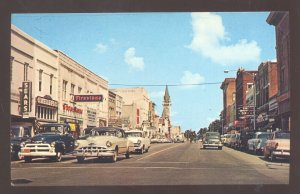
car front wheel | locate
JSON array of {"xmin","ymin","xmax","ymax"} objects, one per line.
[
  {"xmin": 24, "ymin": 156, "xmax": 32, "ymax": 163},
  {"xmin": 76, "ymin": 156, "xmax": 85, "ymax": 163},
  {"xmin": 111, "ymin": 150, "xmax": 118, "ymax": 162},
  {"xmin": 270, "ymin": 152, "xmax": 276, "ymax": 162},
  {"xmin": 51, "ymin": 152, "xmax": 62, "ymax": 162}
]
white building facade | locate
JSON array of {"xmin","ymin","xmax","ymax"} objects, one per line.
[{"xmin": 11, "ymin": 25, "xmax": 59, "ymax": 130}]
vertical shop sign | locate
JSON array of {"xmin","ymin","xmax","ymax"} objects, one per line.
[{"xmin": 22, "ymin": 81, "xmax": 32, "ymax": 117}]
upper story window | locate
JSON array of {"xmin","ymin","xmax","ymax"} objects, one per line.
[
  {"xmin": 63, "ymin": 80, "xmax": 68, "ymax": 99},
  {"xmin": 24, "ymin": 63, "xmax": 29, "ymax": 81},
  {"xmin": 78, "ymin": 86, "xmax": 82, "ymax": 94},
  {"xmin": 71, "ymin": 84, "xmax": 75, "ymax": 95},
  {"xmin": 50, "ymin": 74, "xmax": 53, "ymax": 95},
  {"xmin": 39, "ymin": 69, "xmax": 43, "ymax": 91}
]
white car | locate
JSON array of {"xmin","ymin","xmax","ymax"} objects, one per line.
[
  {"xmin": 73, "ymin": 127, "xmax": 134, "ymax": 163},
  {"xmin": 125, "ymin": 130, "xmax": 151, "ymax": 154}
]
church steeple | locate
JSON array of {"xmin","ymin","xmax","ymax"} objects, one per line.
[{"xmin": 162, "ymin": 85, "xmax": 171, "ymax": 119}]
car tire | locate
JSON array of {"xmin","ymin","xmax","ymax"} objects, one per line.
[
  {"xmin": 203, "ymin": 145, "xmax": 206, "ymax": 149},
  {"xmin": 76, "ymin": 156, "xmax": 85, "ymax": 163},
  {"xmin": 140, "ymin": 146, "xmax": 144, "ymax": 154},
  {"xmin": 24, "ymin": 156, "xmax": 32, "ymax": 163},
  {"xmin": 270, "ymin": 152, "xmax": 276, "ymax": 162},
  {"xmin": 125, "ymin": 151, "xmax": 130, "ymax": 159},
  {"xmin": 218, "ymin": 146, "xmax": 222, "ymax": 150},
  {"xmin": 51, "ymin": 152, "xmax": 62, "ymax": 162},
  {"xmin": 111, "ymin": 150, "xmax": 118, "ymax": 162},
  {"xmin": 13, "ymin": 151, "xmax": 22, "ymax": 161}
]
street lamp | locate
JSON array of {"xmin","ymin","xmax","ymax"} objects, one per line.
[{"xmin": 224, "ymin": 69, "xmax": 256, "ymax": 131}]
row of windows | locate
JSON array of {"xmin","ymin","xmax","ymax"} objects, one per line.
[{"xmin": 36, "ymin": 106, "xmax": 57, "ymax": 121}]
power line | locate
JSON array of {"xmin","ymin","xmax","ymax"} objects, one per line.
[{"xmin": 109, "ymin": 82, "xmax": 223, "ymax": 87}]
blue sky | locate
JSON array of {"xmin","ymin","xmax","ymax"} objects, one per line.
[{"xmin": 12, "ymin": 12, "xmax": 276, "ymax": 132}]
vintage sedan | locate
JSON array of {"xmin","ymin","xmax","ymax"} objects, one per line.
[
  {"xmin": 264, "ymin": 131, "xmax": 290, "ymax": 161},
  {"xmin": 73, "ymin": 127, "xmax": 134, "ymax": 163},
  {"xmin": 19, "ymin": 132, "xmax": 75, "ymax": 163},
  {"xmin": 10, "ymin": 126, "xmax": 34, "ymax": 160},
  {"xmin": 125, "ymin": 130, "xmax": 150, "ymax": 154},
  {"xmin": 202, "ymin": 132, "xmax": 223, "ymax": 150},
  {"xmin": 247, "ymin": 131, "xmax": 272, "ymax": 155}
]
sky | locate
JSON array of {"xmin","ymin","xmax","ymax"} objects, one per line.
[{"xmin": 12, "ymin": 12, "xmax": 276, "ymax": 132}]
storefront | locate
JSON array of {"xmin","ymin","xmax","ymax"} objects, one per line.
[
  {"xmin": 35, "ymin": 96, "xmax": 58, "ymax": 124},
  {"xmin": 59, "ymin": 103, "xmax": 83, "ymax": 138}
]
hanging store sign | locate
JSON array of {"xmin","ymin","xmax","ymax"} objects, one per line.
[
  {"xmin": 22, "ymin": 81, "xmax": 32, "ymax": 115},
  {"xmin": 36, "ymin": 96, "xmax": 58, "ymax": 107},
  {"xmin": 74, "ymin": 95, "xmax": 103, "ymax": 102}
]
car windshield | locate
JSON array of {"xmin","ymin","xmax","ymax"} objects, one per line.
[
  {"xmin": 32, "ymin": 134, "xmax": 60, "ymax": 142},
  {"xmin": 40, "ymin": 125, "xmax": 64, "ymax": 133},
  {"xmin": 10, "ymin": 127, "xmax": 21, "ymax": 137},
  {"xmin": 93, "ymin": 131, "xmax": 116, "ymax": 136},
  {"xmin": 257, "ymin": 133, "xmax": 272, "ymax": 139},
  {"xmin": 275, "ymin": 132, "xmax": 290, "ymax": 139},
  {"xmin": 208, "ymin": 136, "xmax": 219, "ymax": 139},
  {"xmin": 125, "ymin": 132, "xmax": 142, "ymax": 137}
]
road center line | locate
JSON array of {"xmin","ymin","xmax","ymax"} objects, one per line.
[{"xmin": 136, "ymin": 144, "xmax": 183, "ymax": 161}]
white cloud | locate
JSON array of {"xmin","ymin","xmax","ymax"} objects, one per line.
[
  {"xmin": 171, "ymin": 111, "xmax": 178, "ymax": 117},
  {"xmin": 180, "ymin": 71, "xmax": 205, "ymax": 89},
  {"xmin": 150, "ymin": 91, "xmax": 165, "ymax": 99},
  {"xmin": 188, "ymin": 12, "xmax": 261, "ymax": 66},
  {"xmin": 95, "ymin": 42, "xmax": 107, "ymax": 53},
  {"xmin": 271, "ymin": 58, "xmax": 277, "ymax": 62},
  {"xmin": 124, "ymin": 47, "xmax": 145, "ymax": 70}
]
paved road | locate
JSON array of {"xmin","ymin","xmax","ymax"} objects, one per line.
[{"xmin": 11, "ymin": 142, "xmax": 289, "ymax": 186}]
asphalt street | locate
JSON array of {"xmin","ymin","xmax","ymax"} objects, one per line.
[{"xmin": 11, "ymin": 141, "xmax": 289, "ymax": 186}]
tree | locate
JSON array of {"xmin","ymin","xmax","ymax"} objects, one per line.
[{"xmin": 208, "ymin": 119, "xmax": 222, "ymax": 133}]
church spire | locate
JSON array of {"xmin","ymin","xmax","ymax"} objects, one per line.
[{"xmin": 164, "ymin": 85, "xmax": 170, "ymax": 103}]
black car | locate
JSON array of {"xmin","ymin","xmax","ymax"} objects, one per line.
[
  {"xmin": 10, "ymin": 126, "xmax": 34, "ymax": 160},
  {"xmin": 19, "ymin": 132, "xmax": 75, "ymax": 163},
  {"xmin": 237, "ymin": 131, "xmax": 255, "ymax": 151}
]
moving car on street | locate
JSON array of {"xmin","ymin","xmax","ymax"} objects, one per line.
[
  {"xmin": 247, "ymin": 131, "xmax": 272, "ymax": 155},
  {"xmin": 264, "ymin": 131, "xmax": 290, "ymax": 161},
  {"xmin": 73, "ymin": 127, "xmax": 134, "ymax": 163},
  {"xmin": 125, "ymin": 129, "xmax": 150, "ymax": 154},
  {"xmin": 202, "ymin": 132, "xmax": 223, "ymax": 150}
]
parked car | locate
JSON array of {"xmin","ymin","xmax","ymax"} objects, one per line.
[
  {"xmin": 202, "ymin": 132, "xmax": 222, "ymax": 150},
  {"xmin": 19, "ymin": 132, "xmax": 75, "ymax": 163},
  {"xmin": 125, "ymin": 130, "xmax": 150, "ymax": 154},
  {"xmin": 10, "ymin": 126, "xmax": 34, "ymax": 160},
  {"xmin": 228, "ymin": 133, "xmax": 240, "ymax": 148},
  {"xmin": 150, "ymin": 137, "xmax": 160, "ymax": 144},
  {"xmin": 247, "ymin": 131, "xmax": 272, "ymax": 155},
  {"xmin": 174, "ymin": 135, "xmax": 185, "ymax": 143},
  {"xmin": 264, "ymin": 131, "xmax": 290, "ymax": 161},
  {"xmin": 237, "ymin": 131, "xmax": 255, "ymax": 151},
  {"xmin": 73, "ymin": 127, "xmax": 134, "ymax": 163},
  {"xmin": 222, "ymin": 134, "xmax": 232, "ymax": 146}
]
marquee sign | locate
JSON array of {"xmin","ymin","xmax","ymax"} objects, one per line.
[
  {"xmin": 74, "ymin": 95, "xmax": 103, "ymax": 102},
  {"xmin": 36, "ymin": 96, "xmax": 58, "ymax": 107}
]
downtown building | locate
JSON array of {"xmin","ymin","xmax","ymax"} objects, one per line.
[
  {"xmin": 267, "ymin": 12, "xmax": 290, "ymax": 131},
  {"xmin": 220, "ymin": 78, "xmax": 236, "ymax": 133},
  {"xmin": 10, "ymin": 25, "xmax": 109, "ymax": 133}
]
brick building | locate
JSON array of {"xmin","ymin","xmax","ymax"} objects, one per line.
[
  {"xmin": 235, "ymin": 68, "xmax": 257, "ymax": 130},
  {"xmin": 267, "ymin": 12, "xmax": 290, "ymax": 131},
  {"xmin": 255, "ymin": 61, "xmax": 279, "ymax": 131},
  {"xmin": 220, "ymin": 78, "xmax": 236, "ymax": 132}
]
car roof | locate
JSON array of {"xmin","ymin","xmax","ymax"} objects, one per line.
[
  {"xmin": 41, "ymin": 123, "xmax": 69, "ymax": 127},
  {"xmin": 92, "ymin": 127, "xmax": 124, "ymax": 132},
  {"xmin": 125, "ymin": 130, "xmax": 143, "ymax": 133}
]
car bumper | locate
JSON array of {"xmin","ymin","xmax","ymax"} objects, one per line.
[
  {"xmin": 272, "ymin": 150, "xmax": 290, "ymax": 157},
  {"xmin": 73, "ymin": 149, "xmax": 115, "ymax": 157},
  {"xmin": 20, "ymin": 151, "xmax": 57, "ymax": 157},
  {"xmin": 203, "ymin": 143, "xmax": 222, "ymax": 147}
]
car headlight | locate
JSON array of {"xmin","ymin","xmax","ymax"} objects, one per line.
[
  {"xmin": 137, "ymin": 139, "xmax": 141, "ymax": 145},
  {"xmin": 50, "ymin": 142, "xmax": 56, "ymax": 147},
  {"xmin": 106, "ymin": 141, "xmax": 112, "ymax": 147},
  {"xmin": 20, "ymin": 142, "xmax": 26, "ymax": 147},
  {"xmin": 74, "ymin": 141, "xmax": 80, "ymax": 148}
]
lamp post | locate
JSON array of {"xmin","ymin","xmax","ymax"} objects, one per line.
[{"xmin": 224, "ymin": 69, "xmax": 256, "ymax": 131}]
